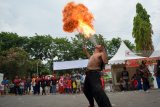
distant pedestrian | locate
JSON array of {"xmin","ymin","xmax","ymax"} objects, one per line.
[
  {"xmin": 13, "ymin": 76, "xmax": 20, "ymax": 95},
  {"xmin": 1, "ymin": 77, "xmax": 9, "ymax": 95},
  {"xmin": 155, "ymin": 60, "xmax": 160, "ymax": 88},
  {"xmin": 0, "ymin": 83, "xmax": 4, "ymax": 95},
  {"xmin": 32, "ymin": 75, "xmax": 36, "ymax": 95},
  {"xmin": 19, "ymin": 80, "xmax": 24, "ymax": 95},
  {"xmin": 139, "ymin": 61, "xmax": 150, "ymax": 92},
  {"xmin": 45, "ymin": 76, "xmax": 51, "ymax": 95},
  {"xmin": 41, "ymin": 76, "xmax": 46, "ymax": 95},
  {"xmin": 50, "ymin": 74, "xmax": 57, "ymax": 94},
  {"xmin": 76, "ymin": 77, "xmax": 81, "ymax": 93},
  {"xmin": 72, "ymin": 79, "xmax": 77, "ymax": 93},
  {"xmin": 121, "ymin": 67, "xmax": 129, "ymax": 90},
  {"xmin": 26, "ymin": 76, "xmax": 31, "ymax": 94},
  {"xmin": 59, "ymin": 76, "xmax": 64, "ymax": 94}
]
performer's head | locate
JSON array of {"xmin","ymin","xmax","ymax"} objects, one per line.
[{"xmin": 95, "ymin": 45, "xmax": 103, "ymax": 52}]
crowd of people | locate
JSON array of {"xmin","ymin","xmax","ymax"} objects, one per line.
[
  {"xmin": 1, "ymin": 60, "xmax": 160, "ymax": 95},
  {"xmin": 0, "ymin": 73, "xmax": 86, "ymax": 96},
  {"xmin": 119, "ymin": 60, "xmax": 160, "ymax": 92}
]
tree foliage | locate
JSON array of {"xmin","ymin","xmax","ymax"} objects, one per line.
[
  {"xmin": 0, "ymin": 32, "xmax": 135, "ymax": 79},
  {"xmin": 0, "ymin": 32, "xmax": 28, "ymax": 52},
  {"xmin": 0, "ymin": 48, "xmax": 29, "ymax": 79},
  {"xmin": 132, "ymin": 3, "xmax": 154, "ymax": 55},
  {"xmin": 26, "ymin": 34, "xmax": 53, "ymax": 60},
  {"xmin": 106, "ymin": 38, "xmax": 135, "ymax": 59}
]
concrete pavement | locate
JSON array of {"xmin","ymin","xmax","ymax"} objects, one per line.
[{"xmin": 0, "ymin": 90, "xmax": 160, "ymax": 107}]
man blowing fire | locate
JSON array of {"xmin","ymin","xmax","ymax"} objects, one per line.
[
  {"xmin": 83, "ymin": 45, "xmax": 112, "ymax": 107},
  {"xmin": 62, "ymin": 2, "xmax": 112, "ymax": 107}
]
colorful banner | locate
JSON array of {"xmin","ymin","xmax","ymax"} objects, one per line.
[
  {"xmin": 126, "ymin": 58, "xmax": 158, "ymax": 67},
  {"xmin": 103, "ymin": 64, "xmax": 112, "ymax": 79}
]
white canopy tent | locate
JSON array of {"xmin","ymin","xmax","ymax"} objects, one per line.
[
  {"xmin": 53, "ymin": 59, "xmax": 88, "ymax": 70},
  {"xmin": 150, "ymin": 42, "xmax": 160, "ymax": 58},
  {"xmin": 108, "ymin": 42, "xmax": 146, "ymax": 87},
  {"xmin": 109, "ymin": 41, "xmax": 145, "ymax": 64}
]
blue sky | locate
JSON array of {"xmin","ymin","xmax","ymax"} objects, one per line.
[{"xmin": 0, "ymin": 0, "xmax": 160, "ymax": 47}]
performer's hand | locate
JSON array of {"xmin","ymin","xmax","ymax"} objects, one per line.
[
  {"xmin": 83, "ymin": 46, "xmax": 91, "ymax": 58},
  {"xmin": 82, "ymin": 47, "xmax": 87, "ymax": 52}
]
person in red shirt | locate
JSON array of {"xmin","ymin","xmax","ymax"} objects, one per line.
[
  {"xmin": 45, "ymin": 76, "xmax": 51, "ymax": 95},
  {"xmin": 13, "ymin": 76, "xmax": 20, "ymax": 95},
  {"xmin": 67, "ymin": 78, "xmax": 72, "ymax": 94},
  {"xmin": 41, "ymin": 75, "xmax": 46, "ymax": 95},
  {"xmin": 21, "ymin": 76, "xmax": 26, "ymax": 95},
  {"xmin": 58, "ymin": 76, "xmax": 64, "ymax": 94}
]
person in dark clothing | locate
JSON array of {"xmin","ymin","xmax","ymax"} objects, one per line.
[
  {"xmin": 135, "ymin": 69, "xmax": 142, "ymax": 90},
  {"xmin": 35, "ymin": 76, "xmax": 41, "ymax": 95},
  {"xmin": 45, "ymin": 76, "xmax": 51, "ymax": 95},
  {"xmin": 50, "ymin": 74, "xmax": 57, "ymax": 94},
  {"xmin": 121, "ymin": 67, "xmax": 129, "ymax": 90},
  {"xmin": 40, "ymin": 76, "xmax": 46, "ymax": 95},
  {"xmin": 26, "ymin": 76, "xmax": 31, "ymax": 94},
  {"xmin": 139, "ymin": 61, "xmax": 150, "ymax": 91},
  {"xmin": 83, "ymin": 45, "xmax": 112, "ymax": 107},
  {"xmin": 155, "ymin": 60, "xmax": 160, "ymax": 88}
]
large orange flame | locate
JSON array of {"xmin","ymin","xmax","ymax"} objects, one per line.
[{"xmin": 62, "ymin": 2, "xmax": 95, "ymax": 38}]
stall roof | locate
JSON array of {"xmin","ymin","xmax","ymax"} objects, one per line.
[{"xmin": 109, "ymin": 41, "xmax": 145, "ymax": 64}]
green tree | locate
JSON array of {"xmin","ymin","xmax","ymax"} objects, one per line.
[
  {"xmin": 106, "ymin": 37, "xmax": 135, "ymax": 59},
  {"xmin": 106, "ymin": 38, "xmax": 121, "ymax": 59},
  {"xmin": 132, "ymin": 3, "xmax": 154, "ymax": 56},
  {"xmin": 71, "ymin": 33, "xmax": 94, "ymax": 60},
  {"xmin": 26, "ymin": 34, "xmax": 53, "ymax": 60},
  {"xmin": 124, "ymin": 40, "xmax": 135, "ymax": 51},
  {"xmin": 0, "ymin": 32, "xmax": 29, "ymax": 52},
  {"xmin": 0, "ymin": 47, "xmax": 29, "ymax": 79},
  {"xmin": 53, "ymin": 37, "xmax": 73, "ymax": 61}
]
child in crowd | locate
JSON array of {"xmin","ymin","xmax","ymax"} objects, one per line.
[
  {"xmin": 9, "ymin": 82, "xmax": 14, "ymax": 94},
  {"xmin": 0, "ymin": 83, "xmax": 4, "ymax": 95},
  {"xmin": 119, "ymin": 77, "xmax": 125, "ymax": 91},
  {"xmin": 67, "ymin": 78, "xmax": 72, "ymax": 94},
  {"xmin": 76, "ymin": 77, "xmax": 81, "ymax": 93},
  {"xmin": 19, "ymin": 80, "xmax": 24, "ymax": 95},
  {"xmin": 58, "ymin": 76, "xmax": 64, "ymax": 94},
  {"xmin": 72, "ymin": 79, "xmax": 77, "ymax": 93}
]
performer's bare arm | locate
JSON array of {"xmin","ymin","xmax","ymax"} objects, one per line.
[
  {"xmin": 83, "ymin": 47, "xmax": 91, "ymax": 58},
  {"xmin": 101, "ymin": 47, "xmax": 108, "ymax": 64}
]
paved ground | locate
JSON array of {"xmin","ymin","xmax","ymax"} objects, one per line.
[{"xmin": 0, "ymin": 90, "xmax": 160, "ymax": 107}]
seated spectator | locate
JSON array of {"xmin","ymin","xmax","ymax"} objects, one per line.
[
  {"xmin": 119, "ymin": 78, "xmax": 125, "ymax": 91},
  {"xmin": 130, "ymin": 74, "xmax": 138, "ymax": 90}
]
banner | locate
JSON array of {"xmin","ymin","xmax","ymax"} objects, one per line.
[
  {"xmin": 103, "ymin": 64, "xmax": 112, "ymax": 79},
  {"xmin": 104, "ymin": 64, "xmax": 111, "ymax": 72},
  {"xmin": 126, "ymin": 58, "xmax": 157, "ymax": 67}
]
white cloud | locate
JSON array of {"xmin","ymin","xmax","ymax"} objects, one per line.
[{"xmin": 0, "ymin": 0, "xmax": 160, "ymax": 46}]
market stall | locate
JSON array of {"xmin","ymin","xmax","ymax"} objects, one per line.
[{"xmin": 108, "ymin": 42, "xmax": 145, "ymax": 90}]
